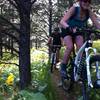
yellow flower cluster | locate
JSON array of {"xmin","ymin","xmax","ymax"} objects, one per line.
[{"xmin": 6, "ymin": 73, "xmax": 14, "ymax": 85}]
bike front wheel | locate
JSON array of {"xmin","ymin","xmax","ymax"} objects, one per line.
[
  {"xmin": 50, "ymin": 53, "xmax": 56, "ymax": 73},
  {"xmin": 82, "ymin": 54, "xmax": 100, "ymax": 100}
]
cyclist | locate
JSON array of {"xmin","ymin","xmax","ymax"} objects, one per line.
[
  {"xmin": 47, "ymin": 27, "xmax": 63, "ymax": 63},
  {"xmin": 60, "ymin": 0, "xmax": 100, "ymax": 79}
]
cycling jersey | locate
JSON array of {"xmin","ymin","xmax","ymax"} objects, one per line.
[
  {"xmin": 50, "ymin": 32, "xmax": 62, "ymax": 45},
  {"xmin": 61, "ymin": 6, "xmax": 89, "ymax": 38},
  {"xmin": 68, "ymin": 6, "xmax": 89, "ymax": 28}
]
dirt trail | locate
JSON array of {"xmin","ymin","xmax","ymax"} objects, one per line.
[{"xmin": 51, "ymin": 68, "xmax": 81, "ymax": 100}]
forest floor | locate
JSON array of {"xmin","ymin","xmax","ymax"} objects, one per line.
[{"xmin": 50, "ymin": 64, "xmax": 82, "ymax": 100}]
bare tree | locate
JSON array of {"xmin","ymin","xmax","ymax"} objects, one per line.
[{"xmin": 5, "ymin": 0, "xmax": 37, "ymax": 89}]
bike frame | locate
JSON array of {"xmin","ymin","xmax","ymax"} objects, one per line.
[
  {"xmin": 85, "ymin": 46, "xmax": 96, "ymax": 88},
  {"xmin": 50, "ymin": 45, "xmax": 61, "ymax": 72}
]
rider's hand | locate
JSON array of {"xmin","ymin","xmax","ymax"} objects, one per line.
[
  {"xmin": 46, "ymin": 43, "xmax": 49, "ymax": 46},
  {"xmin": 66, "ymin": 27, "xmax": 77, "ymax": 33},
  {"xmin": 72, "ymin": 27, "xmax": 77, "ymax": 33}
]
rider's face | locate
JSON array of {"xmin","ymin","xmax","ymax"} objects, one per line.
[{"xmin": 80, "ymin": 1, "xmax": 90, "ymax": 10}]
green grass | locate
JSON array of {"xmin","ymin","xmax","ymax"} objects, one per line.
[
  {"xmin": 93, "ymin": 40, "xmax": 100, "ymax": 52},
  {"xmin": 31, "ymin": 61, "xmax": 57, "ymax": 100},
  {"xmin": 0, "ymin": 44, "xmax": 100, "ymax": 100},
  {"xmin": 0, "ymin": 48, "xmax": 58, "ymax": 100}
]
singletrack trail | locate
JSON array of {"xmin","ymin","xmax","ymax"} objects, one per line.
[{"xmin": 51, "ymin": 67, "xmax": 81, "ymax": 100}]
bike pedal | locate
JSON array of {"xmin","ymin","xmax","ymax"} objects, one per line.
[{"xmin": 94, "ymin": 80, "xmax": 100, "ymax": 89}]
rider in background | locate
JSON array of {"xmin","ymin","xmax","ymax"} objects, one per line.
[
  {"xmin": 47, "ymin": 27, "xmax": 63, "ymax": 63},
  {"xmin": 60, "ymin": 0, "xmax": 100, "ymax": 79}
]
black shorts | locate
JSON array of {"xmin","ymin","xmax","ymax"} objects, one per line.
[{"xmin": 61, "ymin": 28, "xmax": 83, "ymax": 38}]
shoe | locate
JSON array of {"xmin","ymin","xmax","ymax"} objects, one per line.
[
  {"xmin": 57, "ymin": 80, "xmax": 62, "ymax": 87},
  {"xmin": 60, "ymin": 63, "xmax": 68, "ymax": 79},
  {"xmin": 60, "ymin": 63, "xmax": 72, "ymax": 91}
]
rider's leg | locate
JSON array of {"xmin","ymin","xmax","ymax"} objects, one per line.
[
  {"xmin": 49, "ymin": 47, "xmax": 53, "ymax": 61},
  {"xmin": 75, "ymin": 35, "xmax": 84, "ymax": 51},
  {"xmin": 75, "ymin": 35, "xmax": 84, "ymax": 57},
  {"xmin": 60, "ymin": 35, "xmax": 74, "ymax": 78},
  {"xmin": 56, "ymin": 48, "xmax": 60, "ymax": 63}
]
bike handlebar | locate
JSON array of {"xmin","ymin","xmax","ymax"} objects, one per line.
[
  {"xmin": 76, "ymin": 28, "xmax": 100, "ymax": 33},
  {"xmin": 76, "ymin": 28, "xmax": 100, "ymax": 39}
]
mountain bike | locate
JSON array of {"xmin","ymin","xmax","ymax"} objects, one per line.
[
  {"xmin": 49, "ymin": 45, "xmax": 61, "ymax": 73},
  {"xmin": 74, "ymin": 28, "xmax": 100, "ymax": 100},
  {"xmin": 61, "ymin": 28, "xmax": 100, "ymax": 100}
]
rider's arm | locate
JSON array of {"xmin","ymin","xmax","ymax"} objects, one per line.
[
  {"xmin": 89, "ymin": 10, "xmax": 100, "ymax": 29},
  {"xmin": 60, "ymin": 6, "xmax": 75, "ymax": 29},
  {"xmin": 47, "ymin": 36, "xmax": 52, "ymax": 45},
  {"xmin": 60, "ymin": 37, "xmax": 64, "ymax": 46}
]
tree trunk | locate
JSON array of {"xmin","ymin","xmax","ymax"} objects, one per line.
[
  {"xmin": 11, "ymin": 38, "xmax": 13, "ymax": 54},
  {"xmin": 0, "ymin": 34, "xmax": 3, "ymax": 58},
  {"xmin": 48, "ymin": 0, "xmax": 52, "ymax": 59},
  {"xmin": 19, "ymin": 0, "xmax": 31, "ymax": 89},
  {"xmin": 49, "ymin": 0, "xmax": 52, "ymax": 36}
]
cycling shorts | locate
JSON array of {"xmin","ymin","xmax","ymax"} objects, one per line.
[{"xmin": 61, "ymin": 28, "xmax": 83, "ymax": 38}]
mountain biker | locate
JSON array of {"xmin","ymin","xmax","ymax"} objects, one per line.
[
  {"xmin": 60, "ymin": 0, "xmax": 100, "ymax": 80},
  {"xmin": 47, "ymin": 27, "xmax": 63, "ymax": 63}
]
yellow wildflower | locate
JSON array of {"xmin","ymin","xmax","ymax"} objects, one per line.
[{"xmin": 6, "ymin": 73, "xmax": 14, "ymax": 85}]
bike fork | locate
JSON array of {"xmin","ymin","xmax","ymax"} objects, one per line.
[{"xmin": 85, "ymin": 47, "xmax": 97, "ymax": 88}]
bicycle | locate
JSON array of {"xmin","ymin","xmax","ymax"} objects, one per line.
[
  {"xmin": 61, "ymin": 28, "xmax": 100, "ymax": 100},
  {"xmin": 74, "ymin": 28, "xmax": 100, "ymax": 100},
  {"xmin": 49, "ymin": 45, "xmax": 61, "ymax": 73}
]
